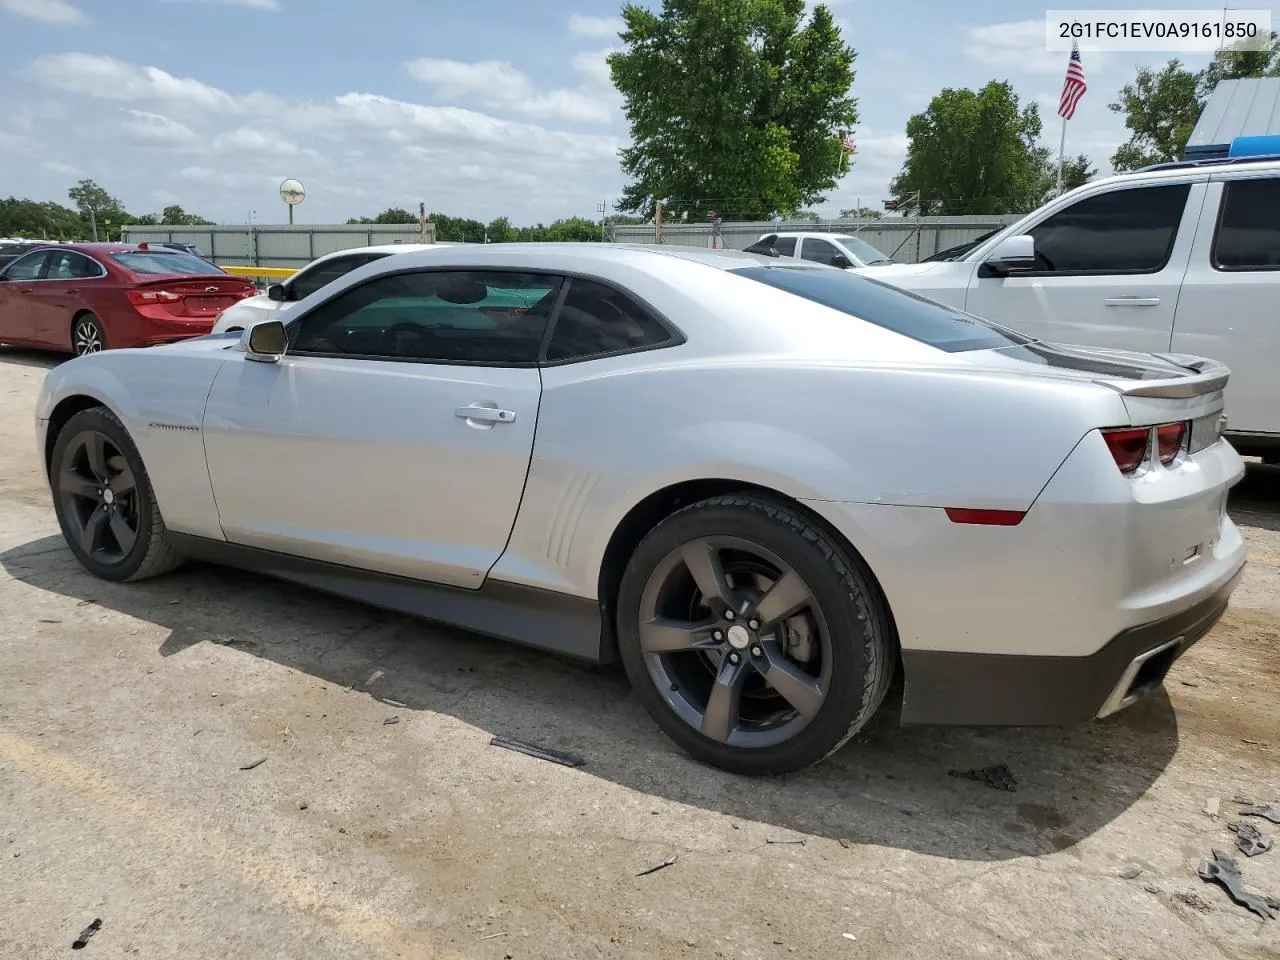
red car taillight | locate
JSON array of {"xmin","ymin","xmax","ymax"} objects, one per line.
[
  {"xmin": 1101, "ymin": 422, "xmax": 1189, "ymax": 474},
  {"xmin": 126, "ymin": 289, "xmax": 181, "ymax": 306},
  {"xmin": 1156, "ymin": 422, "xmax": 1188, "ymax": 465}
]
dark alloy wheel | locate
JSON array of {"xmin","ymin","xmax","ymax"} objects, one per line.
[
  {"xmin": 72, "ymin": 314, "xmax": 106, "ymax": 356},
  {"xmin": 50, "ymin": 407, "xmax": 185, "ymax": 582},
  {"xmin": 617, "ymin": 494, "xmax": 894, "ymax": 775}
]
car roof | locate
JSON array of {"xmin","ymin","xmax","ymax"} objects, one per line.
[{"xmin": 768, "ymin": 232, "xmax": 854, "ymax": 239}]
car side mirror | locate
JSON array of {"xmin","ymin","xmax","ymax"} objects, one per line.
[
  {"xmin": 831, "ymin": 253, "xmax": 853, "ymax": 269},
  {"xmin": 267, "ymin": 283, "xmax": 287, "ymax": 302},
  {"xmin": 982, "ymin": 234, "xmax": 1036, "ymax": 275},
  {"xmin": 242, "ymin": 319, "xmax": 288, "ymax": 363}
]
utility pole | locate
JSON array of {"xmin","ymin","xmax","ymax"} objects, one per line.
[
  {"xmin": 88, "ymin": 208, "xmax": 98, "ymax": 242},
  {"xmin": 654, "ymin": 201, "xmax": 664, "ymax": 244},
  {"xmin": 597, "ymin": 199, "xmax": 608, "ymax": 242}
]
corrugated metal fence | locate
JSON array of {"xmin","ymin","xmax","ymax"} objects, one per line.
[
  {"xmin": 121, "ymin": 223, "xmax": 435, "ymax": 269},
  {"xmin": 612, "ymin": 215, "xmax": 1023, "ymax": 263}
]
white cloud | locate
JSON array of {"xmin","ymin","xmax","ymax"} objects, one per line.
[
  {"xmin": 404, "ymin": 57, "xmax": 615, "ymax": 123},
  {"xmin": 17, "ymin": 51, "xmax": 625, "ymax": 224},
  {"xmin": 0, "ymin": 0, "xmax": 85, "ymax": 24},
  {"xmin": 124, "ymin": 109, "xmax": 199, "ymax": 147},
  {"xmin": 572, "ymin": 47, "xmax": 617, "ymax": 86},
  {"xmin": 43, "ymin": 160, "xmax": 83, "ymax": 177},
  {"xmin": 963, "ymin": 19, "xmax": 1118, "ymax": 76},
  {"xmin": 568, "ymin": 14, "xmax": 622, "ymax": 39}
]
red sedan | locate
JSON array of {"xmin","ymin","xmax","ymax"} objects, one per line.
[{"xmin": 0, "ymin": 242, "xmax": 257, "ymax": 356}]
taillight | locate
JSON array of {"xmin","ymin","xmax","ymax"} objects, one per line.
[
  {"xmin": 1101, "ymin": 427, "xmax": 1150, "ymax": 474},
  {"xmin": 1101, "ymin": 422, "xmax": 1189, "ymax": 474},
  {"xmin": 126, "ymin": 289, "xmax": 181, "ymax": 306},
  {"xmin": 1156, "ymin": 422, "xmax": 1187, "ymax": 465}
]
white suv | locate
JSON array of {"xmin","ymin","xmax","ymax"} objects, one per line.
[
  {"xmin": 211, "ymin": 243, "xmax": 447, "ymax": 333},
  {"xmin": 748, "ymin": 231, "xmax": 896, "ymax": 269},
  {"xmin": 871, "ymin": 151, "xmax": 1280, "ymax": 460}
]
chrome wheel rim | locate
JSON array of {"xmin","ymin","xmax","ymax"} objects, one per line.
[
  {"xmin": 73, "ymin": 319, "xmax": 103, "ymax": 355},
  {"xmin": 637, "ymin": 536, "xmax": 832, "ymax": 749},
  {"xmin": 57, "ymin": 429, "xmax": 139, "ymax": 565}
]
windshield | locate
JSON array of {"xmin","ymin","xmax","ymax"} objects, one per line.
[
  {"xmin": 834, "ymin": 235, "xmax": 894, "ymax": 265},
  {"xmin": 731, "ymin": 264, "xmax": 1031, "ymax": 353},
  {"xmin": 921, "ymin": 229, "xmax": 1000, "ymax": 263},
  {"xmin": 110, "ymin": 251, "xmax": 225, "ymax": 276}
]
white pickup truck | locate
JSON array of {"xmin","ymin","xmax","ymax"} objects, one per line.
[{"xmin": 869, "ymin": 152, "xmax": 1280, "ymax": 461}]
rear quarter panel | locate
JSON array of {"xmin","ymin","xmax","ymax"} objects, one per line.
[
  {"xmin": 37, "ymin": 344, "xmax": 232, "ymax": 539},
  {"xmin": 492, "ymin": 350, "xmax": 1130, "ymax": 599}
]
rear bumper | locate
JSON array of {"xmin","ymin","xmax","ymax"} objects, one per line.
[{"xmin": 896, "ymin": 562, "xmax": 1243, "ymax": 725}]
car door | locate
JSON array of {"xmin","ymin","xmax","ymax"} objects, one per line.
[
  {"xmin": 1171, "ymin": 174, "xmax": 1280, "ymax": 437},
  {"xmin": 797, "ymin": 236, "xmax": 849, "ymax": 269},
  {"xmin": 0, "ymin": 250, "xmax": 52, "ymax": 343},
  {"xmin": 201, "ymin": 268, "xmax": 561, "ymax": 588},
  {"xmin": 963, "ymin": 181, "xmax": 1203, "ymax": 351},
  {"xmin": 28, "ymin": 250, "xmax": 103, "ymax": 347}
]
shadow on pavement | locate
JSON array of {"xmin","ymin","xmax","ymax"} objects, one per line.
[
  {"xmin": 0, "ymin": 347, "xmax": 65, "ymax": 370},
  {"xmin": 2, "ymin": 530, "xmax": 1185, "ymax": 864},
  {"xmin": 1229, "ymin": 461, "xmax": 1280, "ymax": 533}
]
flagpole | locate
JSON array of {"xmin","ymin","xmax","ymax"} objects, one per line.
[{"xmin": 1056, "ymin": 112, "xmax": 1067, "ymax": 195}]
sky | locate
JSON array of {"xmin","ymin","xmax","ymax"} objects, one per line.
[{"xmin": 1, "ymin": 0, "xmax": 1274, "ymax": 227}]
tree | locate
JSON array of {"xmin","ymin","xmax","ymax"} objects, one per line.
[
  {"xmin": 347, "ymin": 207, "xmax": 420, "ymax": 225},
  {"xmin": 0, "ymin": 196, "xmax": 86, "ymax": 239},
  {"xmin": 1110, "ymin": 35, "xmax": 1280, "ymax": 172},
  {"xmin": 608, "ymin": 0, "xmax": 857, "ymax": 220},
  {"xmin": 486, "ymin": 216, "xmax": 513, "ymax": 243},
  {"xmin": 1108, "ymin": 61, "xmax": 1202, "ymax": 170},
  {"xmin": 160, "ymin": 204, "xmax": 214, "ymax": 226},
  {"xmin": 890, "ymin": 81, "xmax": 1043, "ymax": 215}
]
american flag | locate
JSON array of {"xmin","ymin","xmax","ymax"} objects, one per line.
[
  {"xmin": 1058, "ymin": 42, "xmax": 1086, "ymax": 120},
  {"xmin": 840, "ymin": 132, "xmax": 856, "ymax": 153}
]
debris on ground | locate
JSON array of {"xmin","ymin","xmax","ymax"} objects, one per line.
[
  {"xmin": 635, "ymin": 854, "xmax": 678, "ymax": 877},
  {"xmin": 383, "ymin": 698, "xmax": 408, "ymax": 708},
  {"xmin": 1204, "ymin": 797, "xmax": 1221, "ymax": 819},
  {"xmin": 764, "ymin": 838, "xmax": 806, "ymax": 846},
  {"xmin": 838, "ymin": 838, "xmax": 853, "ymax": 849},
  {"xmin": 1174, "ymin": 892, "xmax": 1214, "ymax": 914},
  {"xmin": 1234, "ymin": 796, "xmax": 1256, "ymax": 806},
  {"xmin": 1144, "ymin": 884, "xmax": 1160, "ymax": 895},
  {"xmin": 297, "ymin": 800, "xmax": 309, "ymax": 810},
  {"xmin": 212, "ymin": 636, "xmax": 256, "ymax": 649},
  {"xmin": 948, "ymin": 764, "xmax": 1017, "ymax": 791},
  {"xmin": 71, "ymin": 918, "xmax": 101, "ymax": 949},
  {"xmin": 1228, "ymin": 821, "xmax": 1273, "ymax": 857},
  {"xmin": 1241, "ymin": 738, "xmax": 1271, "ymax": 747},
  {"xmin": 383, "ymin": 716, "xmax": 400, "ymax": 725},
  {"xmin": 490, "ymin": 734, "xmax": 585, "ymax": 768},
  {"xmin": 1242, "ymin": 804, "xmax": 1280, "ymax": 824},
  {"xmin": 477, "ymin": 932, "xmax": 507, "ymax": 941},
  {"xmin": 37, "ymin": 618, "xmax": 61, "ymax": 624},
  {"xmin": 842, "ymin": 932, "xmax": 857, "ymax": 941},
  {"xmin": 1197, "ymin": 849, "xmax": 1280, "ymax": 920},
  {"xmin": 1180, "ymin": 680, "xmax": 1199, "ymax": 687},
  {"xmin": 1120, "ymin": 867, "xmax": 1143, "ymax": 880},
  {"xmin": 239, "ymin": 757, "xmax": 267, "ymax": 771}
]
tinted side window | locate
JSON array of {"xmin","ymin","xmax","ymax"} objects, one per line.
[
  {"xmin": 1026, "ymin": 184, "xmax": 1190, "ymax": 274},
  {"xmin": 1213, "ymin": 178, "xmax": 1280, "ymax": 271},
  {"xmin": 291, "ymin": 253, "xmax": 383, "ymax": 300},
  {"xmin": 774, "ymin": 236, "xmax": 797, "ymax": 256},
  {"xmin": 290, "ymin": 270, "xmax": 561, "ymax": 365},
  {"xmin": 48, "ymin": 251, "xmax": 102, "ymax": 279},
  {"xmin": 544, "ymin": 278, "xmax": 674, "ymax": 362},
  {"xmin": 800, "ymin": 238, "xmax": 839, "ymax": 266},
  {"xmin": 3, "ymin": 251, "xmax": 50, "ymax": 280}
]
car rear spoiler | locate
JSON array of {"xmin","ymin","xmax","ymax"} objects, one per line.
[{"xmin": 1093, "ymin": 354, "xmax": 1230, "ymax": 399}]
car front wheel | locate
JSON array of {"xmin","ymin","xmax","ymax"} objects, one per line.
[
  {"xmin": 50, "ymin": 407, "xmax": 185, "ymax": 582},
  {"xmin": 616, "ymin": 494, "xmax": 895, "ymax": 775}
]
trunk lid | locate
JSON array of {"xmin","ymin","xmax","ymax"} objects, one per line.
[
  {"xmin": 132, "ymin": 276, "xmax": 257, "ymax": 318},
  {"xmin": 968, "ymin": 341, "xmax": 1230, "ymax": 449}
]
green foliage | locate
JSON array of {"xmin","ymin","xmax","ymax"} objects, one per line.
[
  {"xmin": 890, "ymin": 81, "xmax": 1044, "ymax": 215},
  {"xmin": 608, "ymin": 0, "xmax": 857, "ymax": 219},
  {"xmin": 1110, "ymin": 35, "xmax": 1280, "ymax": 171},
  {"xmin": 68, "ymin": 178, "xmax": 123, "ymax": 219},
  {"xmin": 161, "ymin": 204, "xmax": 215, "ymax": 226},
  {"xmin": 0, "ymin": 196, "xmax": 86, "ymax": 239}
]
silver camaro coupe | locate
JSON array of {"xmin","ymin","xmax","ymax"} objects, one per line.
[{"xmin": 35, "ymin": 243, "xmax": 1246, "ymax": 774}]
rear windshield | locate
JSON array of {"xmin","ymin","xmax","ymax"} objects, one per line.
[
  {"xmin": 731, "ymin": 265, "xmax": 1030, "ymax": 352},
  {"xmin": 110, "ymin": 251, "xmax": 224, "ymax": 276}
]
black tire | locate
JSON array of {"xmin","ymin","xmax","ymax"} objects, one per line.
[
  {"xmin": 616, "ymin": 494, "xmax": 894, "ymax": 775},
  {"xmin": 50, "ymin": 407, "xmax": 185, "ymax": 582},
  {"xmin": 71, "ymin": 313, "xmax": 107, "ymax": 356}
]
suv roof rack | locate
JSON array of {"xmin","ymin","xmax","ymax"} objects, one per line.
[{"xmin": 1140, "ymin": 153, "xmax": 1280, "ymax": 173}]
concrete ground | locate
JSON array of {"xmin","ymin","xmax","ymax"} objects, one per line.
[{"xmin": 0, "ymin": 349, "xmax": 1277, "ymax": 960}]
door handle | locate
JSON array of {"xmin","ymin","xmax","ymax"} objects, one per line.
[
  {"xmin": 1104, "ymin": 297, "xmax": 1160, "ymax": 307},
  {"xmin": 454, "ymin": 404, "xmax": 516, "ymax": 424}
]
